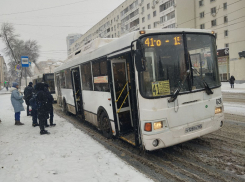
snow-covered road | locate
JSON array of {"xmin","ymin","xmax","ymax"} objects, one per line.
[{"xmin": 0, "ymin": 93, "xmax": 152, "ymax": 182}]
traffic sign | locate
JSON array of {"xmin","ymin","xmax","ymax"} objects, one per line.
[{"xmin": 21, "ymin": 56, "xmax": 29, "ymax": 67}]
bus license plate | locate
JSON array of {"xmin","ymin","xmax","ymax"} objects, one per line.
[{"xmin": 185, "ymin": 124, "xmax": 202, "ymax": 133}]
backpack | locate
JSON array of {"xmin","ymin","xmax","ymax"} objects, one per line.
[{"xmin": 29, "ymin": 93, "xmax": 38, "ymax": 110}]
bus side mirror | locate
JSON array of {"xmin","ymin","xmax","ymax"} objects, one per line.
[{"xmin": 135, "ymin": 50, "xmax": 146, "ymax": 72}]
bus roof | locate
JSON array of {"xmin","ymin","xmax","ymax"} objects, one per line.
[{"xmin": 54, "ymin": 28, "xmax": 212, "ymax": 73}]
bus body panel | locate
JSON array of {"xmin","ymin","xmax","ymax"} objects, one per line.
[
  {"xmin": 61, "ymin": 89, "xmax": 75, "ymax": 106},
  {"xmin": 82, "ymin": 91, "xmax": 114, "ymax": 121}
]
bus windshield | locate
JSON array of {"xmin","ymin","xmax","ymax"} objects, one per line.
[{"xmin": 139, "ymin": 33, "xmax": 220, "ymax": 98}]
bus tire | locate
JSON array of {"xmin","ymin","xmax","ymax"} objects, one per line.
[
  {"xmin": 63, "ymin": 99, "xmax": 70, "ymax": 115},
  {"xmin": 100, "ymin": 112, "xmax": 112, "ymax": 139}
]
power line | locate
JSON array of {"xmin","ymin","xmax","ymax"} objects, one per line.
[
  {"xmin": 178, "ymin": 0, "xmax": 241, "ymax": 27},
  {"xmin": 0, "ymin": 0, "xmax": 89, "ymax": 16},
  {"xmin": 213, "ymin": 19, "xmax": 245, "ymax": 31},
  {"xmin": 201, "ymin": 7, "xmax": 245, "ymax": 28},
  {"xmin": 0, "ymin": 22, "xmax": 93, "ymax": 28}
]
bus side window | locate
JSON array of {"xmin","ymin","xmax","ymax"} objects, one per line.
[
  {"xmin": 92, "ymin": 60, "xmax": 109, "ymax": 92},
  {"xmin": 81, "ymin": 62, "xmax": 93, "ymax": 90}
]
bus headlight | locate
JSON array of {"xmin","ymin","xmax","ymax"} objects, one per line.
[
  {"xmin": 215, "ymin": 107, "xmax": 222, "ymax": 114},
  {"xmin": 154, "ymin": 121, "xmax": 163, "ymax": 130}
]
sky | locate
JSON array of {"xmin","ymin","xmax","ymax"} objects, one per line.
[{"xmin": 0, "ymin": 0, "xmax": 125, "ymax": 64}]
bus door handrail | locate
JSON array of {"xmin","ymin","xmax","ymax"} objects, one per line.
[
  {"xmin": 117, "ymin": 91, "xmax": 129, "ymax": 113},
  {"xmin": 115, "ymin": 81, "xmax": 128, "ymax": 103}
]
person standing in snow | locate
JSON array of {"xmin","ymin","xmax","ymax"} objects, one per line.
[
  {"xmin": 44, "ymin": 84, "xmax": 56, "ymax": 127},
  {"xmin": 229, "ymin": 75, "xmax": 235, "ymax": 88},
  {"xmin": 10, "ymin": 82, "xmax": 25, "ymax": 125},
  {"xmin": 29, "ymin": 85, "xmax": 39, "ymax": 127},
  {"xmin": 36, "ymin": 83, "xmax": 50, "ymax": 135},
  {"xmin": 24, "ymin": 82, "xmax": 34, "ymax": 116}
]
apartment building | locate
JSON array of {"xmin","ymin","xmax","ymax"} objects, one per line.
[
  {"xmin": 68, "ymin": 0, "xmax": 192, "ymax": 58},
  {"xmin": 177, "ymin": 0, "xmax": 245, "ymax": 82},
  {"xmin": 69, "ymin": 0, "xmax": 245, "ymax": 82},
  {"xmin": 66, "ymin": 34, "xmax": 83, "ymax": 56},
  {"xmin": 0, "ymin": 55, "xmax": 7, "ymax": 88}
]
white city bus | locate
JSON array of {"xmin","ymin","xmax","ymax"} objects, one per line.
[
  {"xmin": 32, "ymin": 73, "xmax": 57, "ymax": 101},
  {"xmin": 54, "ymin": 29, "xmax": 224, "ymax": 151}
]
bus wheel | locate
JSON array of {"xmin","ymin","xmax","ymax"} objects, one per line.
[
  {"xmin": 63, "ymin": 100, "xmax": 70, "ymax": 115},
  {"xmin": 100, "ymin": 112, "xmax": 112, "ymax": 139}
]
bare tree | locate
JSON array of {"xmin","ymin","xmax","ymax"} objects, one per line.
[{"xmin": 0, "ymin": 23, "xmax": 41, "ymax": 87}]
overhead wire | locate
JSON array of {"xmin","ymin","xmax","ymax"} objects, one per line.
[
  {"xmin": 178, "ymin": 0, "xmax": 242, "ymax": 27},
  {"xmin": 0, "ymin": 0, "xmax": 90, "ymax": 16}
]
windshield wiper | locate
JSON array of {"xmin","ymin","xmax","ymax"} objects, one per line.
[
  {"xmin": 168, "ymin": 70, "xmax": 190, "ymax": 103},
  {"xmin": 191, "ymin": 67, "xmax": 213, "ymax": 95}
]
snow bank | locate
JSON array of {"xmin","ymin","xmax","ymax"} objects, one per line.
[
  {"xmin": 221, "ymin": 82, "xmax": 245, "ymax": 93},
  {"xmin": 0, "ymin": 94, "xmax": 152, "ymax": 182},
  {"xmin": 224, "ymin": 102, "xmax": 245, "ymax": 116}
]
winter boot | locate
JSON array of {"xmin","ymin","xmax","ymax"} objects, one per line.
[
  {"xmin": 50, "ymin": 119, "xmax": 56, "ymax": 127},
  {"xmin": 40, "ymin": 130, "xmax": 50, "ymax": 135},
  {"xmin": 32, "ymin": 123, "xmax": 39, "ymax": 127},
  {"xmin": 15, "ymin": 120, "xmax": 24, "ymax": 125}
]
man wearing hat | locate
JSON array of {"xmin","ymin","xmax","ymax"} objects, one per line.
[
  {"xmin": 10, "ymin": 82, "xmax": 25, "ymax": 125},
  {"xmin": 24, "ymin": 82, "xmax": 34, "ymax": 116}
]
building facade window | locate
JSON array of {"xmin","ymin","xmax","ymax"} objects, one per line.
[
  {"xmin": 200, "ymin": 11, "xmax": 205, "ymax": 18},
  {"xmin": 142, "ymin": 27, "xmax": 145, "ymax": 29},
  {"xmin": 142, "ymin": 6, "xmax": 144, "ymax": 13},
  {"xmin": 224, "ymin": 16, "xmax": 228, "ymax": 23},
  {"xmin": 154, "ymin": 22, "xmax": 158, "ymax": 28},
  {"xmin": 225, "ymin": 43, "xmax": 229, "ymax": 48},
  {"xmin": 224, "ymin": 30, "xmax": 228, "ymax": 37},
  {"xmin": 163, "ymin": 23, "xmax": 175, "ymax": 28},
  {"xmin": 210, "ymin": 0, "xmax": 215, "ymax": 2},
  {"xmin": 223, "ymin": 3, "xmax": 227, "ymax": 10},
  {"xmin": 211, "ymin": 7, "xmax": 216, "ymax": 14},
  {"xmin": 147, "ymin": 3, "xmax": 150, "ymax": 9},
  {"xmin": 153, "ymin": 11, "xmax": 156, "ymax": 17},
  {"xmin": 159, "ymin": 0, "xmax": 175, "ymax": 12},
  {"xmin": 148, "ymin": 14, "xmax": 150, "ymax": 20},
  {"xmin": 199, "ymin": 0, "xmax": 204, "ymax": 7},
  {"xmin": 160, "ymin": 11, "xmax": 175, "ymax": 23},
  {"xmin": 148, "ymin": 24, "xmax": 151, "ymax": 29},
  {"xmin": 130, "ymin": 18, "xmax": 139, "ymax": 28},
  {"xmin": 211, "ymin": 19, "xmax": 216, "ymax": 26},
  {"xmin": 200, "ymin": 24, "xmax": 205, "ymax": 29},
  {"xmin": 142, "ymin": 17, "xmax": 145, "ymax": 22}
]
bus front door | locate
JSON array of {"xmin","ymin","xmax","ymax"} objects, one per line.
[{"xmin": 111, "ymin": 59, "xmax": 133, "ymax": 134}]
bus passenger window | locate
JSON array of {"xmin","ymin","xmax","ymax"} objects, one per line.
[
  {"xmin": 81, "ymin": 63, "xmax": 93, "ymax": 90},
  {"xmin": 92, "ymin": 60, "xmax": 109, "ymax": 92}
]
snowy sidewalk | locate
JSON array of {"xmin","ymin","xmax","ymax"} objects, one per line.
[
  {"xmin": 0, "ymin": 88, "xmax": 11, "ymax": 95},
  {"xmin": 221, "ymin": 82, "xmax": 245, "ymax": 93},
  {"xmin": 0, "ymin": 94, "xmax": 152, "ymax": 182}
]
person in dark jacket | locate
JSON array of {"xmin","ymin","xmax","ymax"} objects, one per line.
[
  {"xmin": 24, "ymin": 82, "xmax": 34, "ymax": 116},
  {"xmin": 36, "ymin": 83, "xmax": 50, "ymax": 135},
  {"xmin": 44, "ymin": 84, "xmax": 56, "ymax": 127},
  {"xmin": 10, "ymin": 82, "xmax": 25, "ymax": 125},
  {"xmin": 29, "ymin": 85, "xmax": 39, "ymax": 127},
  {"xmin": 230, "ymin": 75, "xmax": 235, "ymax": 88}
]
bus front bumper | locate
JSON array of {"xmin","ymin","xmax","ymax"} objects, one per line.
[{"xmin": 142, "ymin": 114, "xmax": 224, "ymax": 151}]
